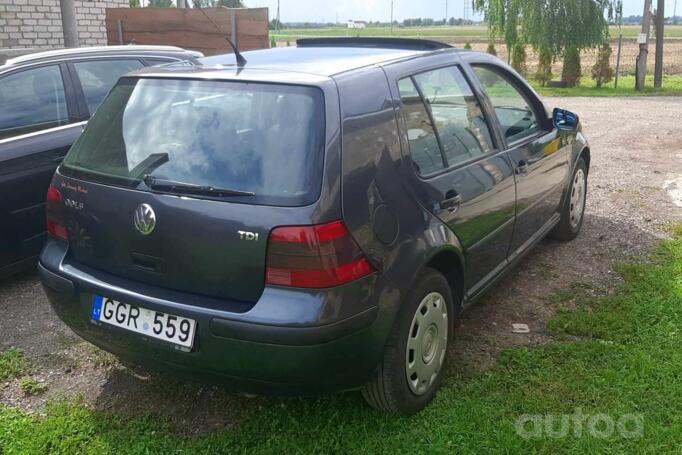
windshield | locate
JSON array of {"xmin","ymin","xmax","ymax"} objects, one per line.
[{"xmin": 62, "ymin": 77, "xmax": 326, "ymax": 206}]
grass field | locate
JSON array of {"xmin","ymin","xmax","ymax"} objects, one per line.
[
  {"xmin": 2, "ymin": 226, "xmax": 682, "ymax": 454},
  {"xmin": 274, "ymin": 24, "xmax": 682, "ymax": 83},
  {"xmin": 274, "ymin": 24, "xmax": 682, "ymax": 41}
]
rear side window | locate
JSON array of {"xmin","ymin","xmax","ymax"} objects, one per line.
[
  {"xmin": 398, "ymin": 78, "xmax": 445, "ymax": 175},
  {"xmin": 398, "ymin": 65, "xmax": 494, "ymax": 176},
  {"xmin": 144, "ymin": 58, "xmax": 176, "ymax": 66},
  {"xmin": 0, "ymin": 65, "xmax": 69, "ymax": 139},
  {"xmin": 73, "ymin": 59, "xmax": 144, "ymax": 115},
  {"xmin": 62, "ymin": 77, "xmax": 326, "ymax": 207},
  {"xmin": 413, "ymin": 67, "xmax": 493, "ymax": 166},
  {"xmin": 472, "ymin": 65, "xmax": 543, "ymax": 144}
]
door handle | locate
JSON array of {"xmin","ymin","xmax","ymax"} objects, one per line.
[
  {"xmin": 516, "ymin": 160, "xmax": 529, "ymax": 175},
  {"xmin": 440, "ymin": 190, "xmax": 462, "ymax": 213}
]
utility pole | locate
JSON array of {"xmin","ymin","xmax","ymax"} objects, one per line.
[
  {"xmin": 635, "ymin": 0, "xmax": 652, "ymax": 91},
  {"xmin": 445, "ymin": 0, "xmax": 448, "ymax": 23},
  {"xmin": 59, "ymin": 0, "xmax": 78, "ymax": 48},
  {"xmin": 276, "ymin": 0, "xmax": 280, "ymax": 33},
  {"xmin": 654, "ymin": 0, "xmax": 665, "ymax": 88},
  {"xmin": 390, "ymin": 0, "xmax": 394, "ymax": 34},
  {"xmin": 177, "ymin": 0, "xmax": 186, "ymax": 8}
]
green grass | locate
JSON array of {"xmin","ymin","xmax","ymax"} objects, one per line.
[
  {"xmin": 1, "ymin": 227, "xmax": 682, "ymax": 453},
  {"xmin": 274, "ymin": 24, "xmax": 682, "ymax": 40},
  {"xmin": 532, "ymin": 74, "xmax": 682, "ymax": 97},
  {"xmin": 0, "ymin": 348, "xmax": 25, "ymax": 381},
  {"xmin": 19, "ymin": 378, "xmax": 47, "ymax": 396}
]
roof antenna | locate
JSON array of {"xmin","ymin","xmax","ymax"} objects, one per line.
[{"xmin": 197, "ymin": 7, "xmax": 247, "ymax": 67}]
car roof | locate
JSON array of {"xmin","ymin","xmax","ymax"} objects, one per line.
[
  {"xmin": 3, "ymin": 45, "xmax": 202, "ymax": 67},
  {"xmin": 198, "ymin": 46, "xmax": 425, "ymax": 76},
  {"xmin": 137, "ymin": 39, "xmax": 466, "ymax": 82}
]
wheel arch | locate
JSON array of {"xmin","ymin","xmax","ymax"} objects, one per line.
[
  {"xmin": 424, "ymin": 247, "xmax": 465, "ymax": 315},
  {"xmin": 579, "ymin": 146, "xmax": 591, "ymax": 174}
]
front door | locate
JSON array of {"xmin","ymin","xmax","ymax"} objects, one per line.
[
  {"xmin": 470, "ymin": 64, "xmax": 571, "ymax": 255},
  {"xmin": 394, "ymin": 64, "xmax": 516, "ymax": 292},
  {"xmin": 0, "ymin": 64, "xmax": 82, "ymax": 271}
]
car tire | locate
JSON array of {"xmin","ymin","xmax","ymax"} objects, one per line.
[
  {"xmin": 361, "ymin": 268, "xmax": 453, "ymax": 415},
  {"xmin": 550, "ymin": 157, "xmax": 587, "ymax": 241}
]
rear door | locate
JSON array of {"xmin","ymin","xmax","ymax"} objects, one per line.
[
  {"xmin": 0, "ymin": 63, "xmax": 82, "ymax": 271},
  {"xmin": 470, "ymin": 64, "xmax": 570, "ymax": 255},
  {"xmin": 390, "ymin": 63, "xmax": 516, "ymax": 292}
]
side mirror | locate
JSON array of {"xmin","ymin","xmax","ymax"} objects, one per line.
[{"xmin": 552, "ymin": 108, "xmax": 579, "ymax": 131}]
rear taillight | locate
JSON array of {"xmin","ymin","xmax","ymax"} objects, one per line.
[
  {"xmin": 266, "ymin": 220, "xmax": 375, "ymax": 288},
  {"xmin": 46, "ymin": 185, "xmax": 68, "ymax": 241}
]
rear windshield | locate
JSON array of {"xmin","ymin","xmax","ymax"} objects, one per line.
[{"xmin": 62, "ymin": 77, "xmax": 326, "ymax": 206}]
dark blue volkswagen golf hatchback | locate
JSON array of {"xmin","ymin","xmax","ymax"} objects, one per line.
[{"xmin": 40, "ymin": 38, "xmax": 589, "ymax": 414}]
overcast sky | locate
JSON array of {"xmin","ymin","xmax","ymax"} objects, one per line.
[{"xmin": 244, "ymin": 0, "xmax": 676, "ymax": 23}]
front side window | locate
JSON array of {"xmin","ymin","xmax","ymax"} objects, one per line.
[
  {"xmin": 472, "ymin": 65, "xmax": 543, "ymax": 144},
  {"xmin": 62, "ymin": 77, "xmax": 326, "ymax": 206},
  {"xmin": 73, "ymin": 59, "xmax": 144, "ymax": 115},
  {"xmin": 0, "ymin": 65, "xmax": 69, "ymax": 140}
]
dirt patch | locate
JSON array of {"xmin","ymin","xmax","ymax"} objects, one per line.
[{"xmin": 1, "ymin": 97, "xmax": 681, "ymax": 432}]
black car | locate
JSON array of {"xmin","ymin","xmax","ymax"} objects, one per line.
[
  {"xmin": 39, "ymin": 38, "xmax": 589, "ymax": 415},
  {"xmin": 0, "ymin": 45, "xmax": 202, "ymax": 278}
]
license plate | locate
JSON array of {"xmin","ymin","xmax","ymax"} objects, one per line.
[{"xmin": 91, "ymin": 295, "xmax": 196, "ymax": 349}]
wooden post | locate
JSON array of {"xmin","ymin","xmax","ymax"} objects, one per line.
[
  {"xmin": 615, "ymin": 34, "xmax": 622, "ymax": 89},
  {"xmin": 117, "ymin": 19, "xmax": 123, "ymax": 45},
  {"xmin": 654, "ymin": 0, "xmax": 665, "ymax": 88},
  {"xmin": 636, "ymin": 0, "xmax": 652, "ymax": 91}
]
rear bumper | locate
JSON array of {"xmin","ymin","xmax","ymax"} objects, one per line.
[{"xmin": 39, "ymin": 243, "xmax": 397, "ymax": 392}]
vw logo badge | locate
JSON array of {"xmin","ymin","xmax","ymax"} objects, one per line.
[{"xmin": 133, "ymin": 203, "xmax": 156, "ymax": 235}]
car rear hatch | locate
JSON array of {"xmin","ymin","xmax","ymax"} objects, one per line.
[{"xmin": 55, "ymin": 76, "xmax": 327, "ymax": 303}]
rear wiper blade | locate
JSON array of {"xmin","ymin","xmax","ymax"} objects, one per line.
[{"xmin": 142, "ymin": 175, "xmax": 255, "ymax": 197}]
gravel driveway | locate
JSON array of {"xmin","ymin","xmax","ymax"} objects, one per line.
[{"xmin": 1, "ymin": 96, "xmax": 681, "ymax": 432}]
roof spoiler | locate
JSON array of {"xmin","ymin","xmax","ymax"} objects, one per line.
[{"xmin": 296, "ymin": 37, "xmax": 452, "ymax": 51}]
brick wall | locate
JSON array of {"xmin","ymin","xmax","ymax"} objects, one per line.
[{"xmin": 0, "ymin": 0, "xmax": 129, "ymax": 49}]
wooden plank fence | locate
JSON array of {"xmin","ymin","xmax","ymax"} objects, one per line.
[{"xmin": 105, "ymin": 7, "xmax": 269, "ymax": 56}]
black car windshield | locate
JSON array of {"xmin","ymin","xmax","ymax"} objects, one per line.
[{"xmin": 62, "ymin": 77, "xmax": 326, "ymax": 206}]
